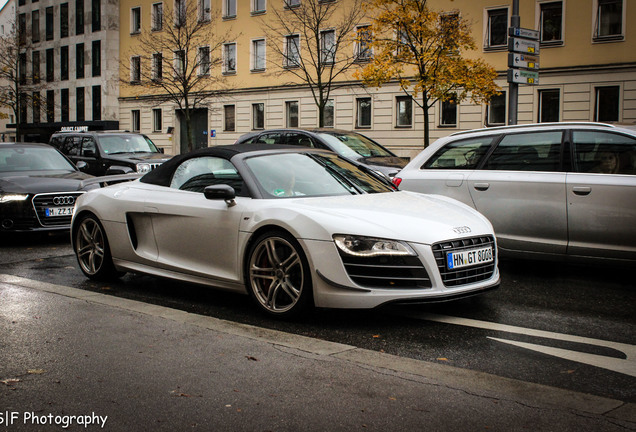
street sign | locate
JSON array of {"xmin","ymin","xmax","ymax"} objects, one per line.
[
  {"xmin": 508, "ymin": 37, "xmax": 540, "ymax": 55},
  {"xmin": 508, "ymin": 27, "xmax": 540, "ymax": 40},
  {"xmin": 508, "ymin": 53, "xmax": 540, "ymax": 70},
  {"xmin": 507, "ymin": 68, "xmax": 539, "ymax": 85}
]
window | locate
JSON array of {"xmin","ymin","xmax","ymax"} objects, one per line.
[
  {"xmin": 92, "ymin": 40, "xmax": 101, "ymax": 76},
  {"xmin": 152, "ymin": 2, "xmax": 163, "ymax": 31},
  {"xmin": 19, "ymin": 93, "xmax": 27, "ymax": 124},
  {"xmin": 61, "ymin": 89, "xmax": 69, "ymax": 122},
  {"xmin": 286, "ymin": 101, "xmax": 299, "ymax": 128},
  {"xmin": 18, "ymin": 13, "xmax": 26, "ymax": 44},
  {"xmin": 224, "ymin": 105, "xmax": 235, "ymax": 131},
  {"xmin": 285, "ymin": 35, "xmax": 300, "ymax": 68},
  {"xmin": 199, "ymin": 0, "xmax": 210, "ymax": 21},
  {"xmin": 320, "ymin": 30, "xmax": 335, "ymax": 64},
  {"xmin": 423, "ymin": 137, "xmax": 494, "ymax": 170},
  {"xmin": 32, "ymin": 92, "xmax": 40, "ymax": 123},
  {"xmin": 356, "ymin": 98, "xmax": 371, "ymax": 128},
  {"xmin": 18, "ymin": 53, "xmax": 26, "ymax": 85},
  {"xmin": 252, "ymin": 103, "xmax": 265, "ymax": 129},
  {"xmin": 396, "ymin": 96, "xmax": 412, "ymax": 127},
  {"xmin": 92, "ymin": 85, "xmax": 101, "ymax": 120},
  {"xmin": 46, "ymin": 90, "xmax": 54, "ymax": 122},
  {"xmin": 174, "ymin": 50, "xmax": 185, "ymax": 76},
  {"xmin": 76, "ymin": 0, "xmax": 84, "ymax": 35},
  {"xmin": 76, "ymin": 87, "xmax": 85, "ymax": 121},
  {"xmin": 60, "ymin": 3, "xmax": 69, "ymax": 38},
  {"xmin": 485, "ymin": 8, "xmax": 508, "ymax": 49},
  {"xmin": 538, "ymin": 89, "xmax": 560, "ymax": 122},
  {"xmin": 61, "ymin": 46, "xmax": 69, "ymax": 81},
  {"xmin": 484, "ymin": 95, "xmax": 505, "ymax": 128},
  {"xmin": 223, "ymin": 43, "xmax": 236, "ymax": 73},
  {"xmin": 76, "ymin": 44, "xmax": 85, "ymax": 78},
  {"xmin": 31, "ymin": 10, "xmax": 40, "ymax": 42},
  {"xmin": 45, "ymin": 6, "xmax": 53, "ymax": 40},
  {"xmin": 131, "ymin": 56, "xmax": 141, "ymax": 83},
  {"xmin": 573, "ymin": 131, "xmax": 636, "ymax": 175},
  {"xmin": 594, "ymin": 86, "xmax": 620, "ymax": 122},
  {"xmin": 132, "ymin": 110, "xmax": 141, "ymax": 132},
  {"xmin": 286, "ymin": 0, "xmax": 300, "ymax": 7},
  {"xmin": 485, "ymin": 131, "xmax": 562, "ymax": 172},
  {"xmin": 175, "ymin": 0, "xmax": 186, "ymax": 27},
  {"xmin": 224, "ymin": 0, "xmax": 237, "ymax": 18},
  {"xmin": 32, "ymin": 51, "xmax": 40, "ymax": 84},
  {"xmin": 45, "ymin": 48, "xmax": 54, "ymax": 82},
  {"xmin": 323, "ymin": 99, "xmax": 334, "ymax": 127},
  {"xmin": 252, "ymin": 39, "xmax": 266, "ymax": 71},
  {"xmin": 153, "ymin": 109, "xmax": 162, "ymax": 132},
  {"xmin": 198, "ymin": 46, "xmax": 210, "ymax": 75},
  {"xmin": 170, "ymin": 157, "xmax": 243, "ymax": 194},
  {"xmin": 92, "ymin": 0, "xmax": 101, "ymax": 32},
  {"xmin": 594, "ymin": 0, "xmax": 623, "ymax": 41},
  {"xmin": 253, "ymin": 0, "xmax": 266, "ymax": 14},
  {"xmin": 355, "ymin": 26, "xmax": 372, "ymax": 61},
  {"xmin": 131, "ymin": 7, "xmax": 141, "ymax": 34},
  {"xmin": 539, "ymin": 2, "xmax": 563, "ymax": 44},
  {"xmin": 440, "ymin": 95, "xmax": 457, "ymax": 127},
  {"xmin": 152, "ymin": 52, "xmax": 163, "ymax": 81}
]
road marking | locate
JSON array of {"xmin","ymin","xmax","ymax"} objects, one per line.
[{"xmin": 402, "ymin": 312, "xmax": 636, "ymax": 377}]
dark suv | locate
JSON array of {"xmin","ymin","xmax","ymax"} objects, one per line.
[{"xmin": 49, "ymin": 131, "xmax": 172, "ymax": 176}]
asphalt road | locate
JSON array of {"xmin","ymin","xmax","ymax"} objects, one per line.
[{"xmin": 1, "ymin": 232, "xmax": 635, "ymax": 404}]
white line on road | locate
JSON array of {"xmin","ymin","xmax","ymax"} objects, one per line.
[{"xmin": 401, "ymin": 312, "xmax": 636, "ymax": 377}]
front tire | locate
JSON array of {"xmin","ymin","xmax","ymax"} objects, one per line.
[
  {"xmin": 246, "ymin": 231, "xmax": 313, "ymax": 317},
  {"xmin": 74, "ymin": 214, "xmax": 122, "ymax": 280}
]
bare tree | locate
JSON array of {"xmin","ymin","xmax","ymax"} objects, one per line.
[
  {"xmin": 263, "ymin": 0, "xmax": 367, "ymax": 127},
  {"xmin": 0, "ymin": 18, "xmax": 42, "ymax": 141},
  {"xmin": 121, "ymin": 1, "xmax": 234, "ymax": 153}
]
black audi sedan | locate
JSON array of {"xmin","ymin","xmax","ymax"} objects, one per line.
[
  {"xmin": 0, "ymin": 142, "xmax": 96, "ymax": 233},
  {"xmin": 235, "ymin": 129, "xmax": 408, "ymax": 179}
]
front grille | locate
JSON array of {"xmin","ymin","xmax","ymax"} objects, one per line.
[
  {"xmin": 149, "ymin": 163, "xmax": 162, "ymax": 171},
  {"xmin": 432, "ymin": 236, "xmax": 496, "ymax": 287},
  {"xmin": 32, "ymin": 192, "xmax": 84, "ymax": 227},
  {"xmin": 338, "ymin": 252, "xmax": 432, "ymax": 289}
]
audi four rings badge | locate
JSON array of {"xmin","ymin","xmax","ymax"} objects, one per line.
[{"xmin": 53, "ymin": 196, "xmax": 75, "ymax": 205}]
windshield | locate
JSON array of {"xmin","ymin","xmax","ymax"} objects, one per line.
[
  {"xmin": 318, "ymin": 132, "xmax": 395, "ymax": 159},
  {"xmin": 245, "ymin": 152, "xmax": 394, "ymax": 198},
  {"xmin": 100, "ymin": 135, "xmax": 159, "ymax": 154},
  {"xmin": 0, "ymin": 147, "xmax": 76, "ymax": 173}
]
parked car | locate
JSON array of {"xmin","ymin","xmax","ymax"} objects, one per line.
[
  {"xmin": 71, "ymin": 144, "xmax": 499, "ymax": 317},
  {"xmin": 394, "ymin": 122, "xmax": 636, "ymax": 263},
  {"xmin": 0, "ymin": 142, "xmax": 98, "ymax": 233},
  {"xmin": 49, "ymin": 130, "xmax": 172, "ymax": 176},
  {"xmin": 235, "ymin": 129, "xmax": 408, "ymax": 178}
]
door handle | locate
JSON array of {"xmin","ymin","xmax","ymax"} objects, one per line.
[
  {"xmin": 572, "ymin": 186, "xmax": 591, "ymax": 196},
  {"xmin": 473, "ymin": 183, "xmax": 490, "ymax": 191}
]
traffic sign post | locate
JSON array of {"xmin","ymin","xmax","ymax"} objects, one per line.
[
  {"xmin": 508, "ymin": 37, "xmax": 540, "ymax": 55},
  {"xmin": 508, "ymin": 53, "xmax": 540, "ymax": 70},
  {"xmin": 507, "ymin": 68, "xmax": 540, "ymax": 85}
]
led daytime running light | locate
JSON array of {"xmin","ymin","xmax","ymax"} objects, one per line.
[
  {"xmin": 334, "ymin": 235, "xmax": 415, "ymax": 257},
  {"xmin": 0, "ymin": 194, "xmax": 29, "ymax": 203}
]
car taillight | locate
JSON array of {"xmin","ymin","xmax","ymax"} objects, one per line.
[{"xmin": 392, "ymin": 177, "xmax": 402, "ymax": 188}]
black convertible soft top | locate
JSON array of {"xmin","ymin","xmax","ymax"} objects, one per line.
[{"xmin": 140, "ymin": 144, "xmax": 313, "ymax": 187}]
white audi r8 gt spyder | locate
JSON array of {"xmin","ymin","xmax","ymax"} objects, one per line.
[{"xmin": 71, "ymin": 145, "xmax": 500, "ymax": 317}]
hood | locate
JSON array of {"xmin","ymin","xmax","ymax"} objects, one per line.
[
  {"xmin": 360, "ymin": 156, "xmax": 409, "ymax": 169},
  {"xmin": 255, "ymin": 191, "xmax": 494, "ymax": 245},
  {"xmin": 0, "ymin": 171, "xmax": 92, "ymax": 194},
  {"xmin": 105, "ymin": 153, "xmax": 172, "ymax": 163}
]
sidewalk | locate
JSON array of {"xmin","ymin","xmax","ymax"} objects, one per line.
[{"xmin": 1, "ymin": 274, "xmax": 634, "ymax": 432}]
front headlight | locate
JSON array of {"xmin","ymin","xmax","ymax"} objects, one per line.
[
  {"xmin": 0, "ymin": 193, "xmax": 29, "ymax": 203},
  {"xmin": 136, "ymin": 163, "xmax": 151, "ymax": 173},
  {"xmin": 333, "ymin": 235, "xmax": 416, "ymax": 257}
]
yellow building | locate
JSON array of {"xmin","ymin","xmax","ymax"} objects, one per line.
[{"xmin": 118, "ymin": 0, "xmax": 636, "ymax": 158}]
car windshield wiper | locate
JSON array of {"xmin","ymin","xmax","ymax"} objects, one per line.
[{"xmin": 306, "ymin": 154, "xmax": 364, "ymax": 195}]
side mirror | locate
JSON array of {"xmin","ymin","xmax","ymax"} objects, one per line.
[
  {"xmin": 158, "ymin": 148, "xmax": 165, "ymax": 154},
  {"xmin": 204, "ymin": 184, "xmax": 236, "ymax": 207},
  {"xmin": 76, "ymin": 161, "xmax": 88, "ymax": 171}
]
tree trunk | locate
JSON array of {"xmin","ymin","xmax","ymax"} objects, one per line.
[{"xmin": 423, "ymin": 91, "xmax": 430, "ymax": 148}]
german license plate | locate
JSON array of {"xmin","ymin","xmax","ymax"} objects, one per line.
[
  {"xmin": 45, "ymin": 206, "xmax": 74, "ymax": 217},
  {"xmin": 447, "ymin": 246, "xmax": 493, "ymax": 270}
]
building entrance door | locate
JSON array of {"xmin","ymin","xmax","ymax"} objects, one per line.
[{"xmin": 177, "ymin": 109, "xmax": 208, "ymax": 154}]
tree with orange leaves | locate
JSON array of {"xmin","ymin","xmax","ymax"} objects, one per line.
[{"xmin": 356, "ymin": 0, "xmax": 500, "ymax": 147}]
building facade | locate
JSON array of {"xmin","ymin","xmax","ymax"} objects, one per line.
[
  {"xmin": 10, "ymin": 0, "xmax": 636, "ymax": 155},
  {"xmin": 15, "ymin": 0, "xmax": 120, "ymax": 142},
  {"xmin": 0, "ymin": 0, "xmax": 16, "ymax": 140}
]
